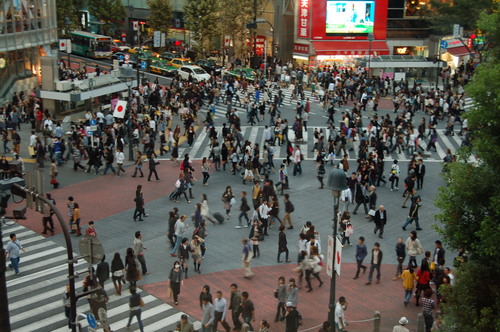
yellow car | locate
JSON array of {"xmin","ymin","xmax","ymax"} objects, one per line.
[{"xmin": 169, "ymin": 58, "xmax": 193, "ymax": 68}]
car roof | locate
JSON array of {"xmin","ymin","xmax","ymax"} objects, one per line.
[
  {"xmin": 180, "ymin": 65, "xmax": 204, "ymax": 70},
  {"xmin": 172, "ymin": 58, "xmax": 191, "ymax": 61}
]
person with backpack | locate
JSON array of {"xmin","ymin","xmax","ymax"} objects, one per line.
[{"xmin": 284, "ymin": 302, "xmax": 302, "ymax": 332}]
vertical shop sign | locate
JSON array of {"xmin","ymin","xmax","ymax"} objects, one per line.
[{"xmin": 298, "ymin": 0, "xmax": 310, "ymax": 39}]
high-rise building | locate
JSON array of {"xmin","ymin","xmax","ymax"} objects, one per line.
[{"xmin": 0, "ymin": 0, "xmax": 58, "ymax": 103}]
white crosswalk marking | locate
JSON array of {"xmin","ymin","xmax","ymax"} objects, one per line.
[
  {"xmin": 177, "ymin": 125, "xmax": 463, "ymax": 162},
  {"xmin": 3, "ymin": 224, "xmax": 201, "ymax": 331}
]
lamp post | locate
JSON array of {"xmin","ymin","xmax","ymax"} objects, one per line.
[
  {"xmin": 326, "ymin": 166, "xmax": 348, "ymax": 327},
  {"xmin": 367, "ymin": 33, "xmax": 374, "ymax": 77},
  {"xmin": 122, "ymin": 66, "xmax": 136, "ymax": 161}
]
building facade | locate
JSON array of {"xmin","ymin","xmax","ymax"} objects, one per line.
[{"xmin": 0, "ymin": 0, "xmax": 58, "ymax": 103}]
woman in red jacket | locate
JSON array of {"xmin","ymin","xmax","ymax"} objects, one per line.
[{"xmin": 415, "ymin": 262, "xmax": 431, "ymax": 306}]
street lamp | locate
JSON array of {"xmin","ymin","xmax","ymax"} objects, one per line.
[
  {"xmin": 367, "ymin": 33, "xmax": 374, "ymax": 77},
  {"xmin": 326, "ymin": 166, "xmax": 348, "ymax": 328},
  {"xmin": 122, "ymin": 66, "xmax": 136, "ymax": 161}
]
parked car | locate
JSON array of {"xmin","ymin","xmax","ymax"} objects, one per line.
[
  {"xmin": 177, "ymin": 65, "xmax": 211, "ymax": 82},
  {"xmin": 195, "ymin": 59, "xmax": 222, "ymax": 76},
  {"xmin": 169, "ymin": 58, "xmax": 193, "ymax": 68},
  {"xmin": 149, "ymin": 60, "xmax": 177, "ymax": 76}
]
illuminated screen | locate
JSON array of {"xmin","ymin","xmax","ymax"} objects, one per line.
[{"xmin": 326, "ymin": 0, "xmax": 375, "ymax": 35}]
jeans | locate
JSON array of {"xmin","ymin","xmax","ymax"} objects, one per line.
[
  {"xmin": 293, "ymin": 162, "xmax": 302, "ymax": 175},
  {"xmin": 238, "ymin": 211, "xmax": 249, "ymax": 226},
  {"xmin": 171, "ymin": 234, "xmax": 183, "ymax": 255},
  {"xmin": 103, "ymin": 163, "xmax": 116, "ymax": 175},
  {"xmin": 353, "ymin": 202, "xmax": 368, "ymax": 214},
  {"xmin": 202, "ymin": 172, "xmax": 210, "ymax": 184},
  {"xmin": 127, "ymin": 309, "xmax": 144, "ymax": 332},
  {"xmin": 55, "ymin": 151, "xmax": 63, "ymax": 165},
  {"xmin": 368, "ymin": 264, "xmax": 381, "ymax": 282},
  {"xmin": 9, "ymin": 256, "xmax": 20, "ymax": 273},
  {"xmin": 404, "ymin": 289, "xmax": 412, "ymax": 304},
  {"xmin": 403, "ymin": 217, "xmax": 420, "ymax": 229},
  {"xmin": 243, "ymin": 315, "xmax": 253, "ymax": 331}
]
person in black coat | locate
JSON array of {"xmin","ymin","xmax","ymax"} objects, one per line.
[
  {"xmin": 147, "ymin": 156, "xmax": 160, "ymax": 181},
  {"xmin": 366, "ymin": 242, "xmax": 383, "ymax": 285},
  {"xmin": 415, "ymin": 159, "xmax": 426, "ymax": 189},
  {"xmin": 277, "ymin": 225, "xmax": 291, "ymax": 262},
  {"xmin": 96, "ymin": 255, "xmax": 110, "ymax": 287},
  {"xmin": 373, "ymin": 205, "xmax": 387, "ymax": 239}
]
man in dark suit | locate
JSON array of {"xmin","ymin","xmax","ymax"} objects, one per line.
[
  {"xmin": 373, "ymin": 205, "xmax": 387, "ymax": 239},
  {"xmin": 415, "ymin": 159, "xmax": 426, "ymax": 190},
  {"xmin": 366, "ymin": 242, "xmax": 383, "ymax": 285}
]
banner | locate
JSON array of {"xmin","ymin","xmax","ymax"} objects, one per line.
[
  {"xmin": 113, "ymin": 100, "xmax": 127, "ymax": 118},
  {"xmin": 298, "ymin": 0, "xmax": 311, "ymax": 39}
]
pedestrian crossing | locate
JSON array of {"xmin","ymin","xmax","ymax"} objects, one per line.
[
  {"xmin": 205, "ymin": 86, "xmax": 316, "ymax": 121},
  {"xmin": 3, "ymin": 223, "xmax": 201, "ymax": 331},
  {"xmin": 175, "ymin": 125, "xmax": 465, "ymax": 163}
]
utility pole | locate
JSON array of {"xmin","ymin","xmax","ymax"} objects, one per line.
[{"xmin": 253, "ymin": 0, "xmax": 257, "ymax": 67}]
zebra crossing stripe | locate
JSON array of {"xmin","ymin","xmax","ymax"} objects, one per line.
[{"xmin": 7, "ymin": 225, "xmax": 202, "ymax": 331}]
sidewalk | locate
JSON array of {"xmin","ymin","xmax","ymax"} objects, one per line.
[{"xmin": 142, "ymin": 262, "xmax": 422, "ymax": 332}]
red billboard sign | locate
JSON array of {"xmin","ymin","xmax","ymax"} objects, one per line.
[
  {"xmin": 310, "ymin": 0, "xmax": 388, "ymax": 41},
  {"xmin": 297, "ymin": 0, "xmax": 311, "ymax": 39},
  {"xmin": 294, "ymin": 43, "xmax": 310, "ymax": 54}
]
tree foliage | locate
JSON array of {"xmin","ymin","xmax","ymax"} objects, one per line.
[
  {"xmin": 183, "ymin": 0, "xmax": 221, "ymax": 51},
  {"xmin": 423, "ymin": 0, "xmax": 496, "ymax": 35},
  {"xmin": 222, "ymin": 0, "xmax": 254, "ymax": 56},
  {"xmin": 435, "ymin": 6, "xmax": 500, "ymax": 332},
  {"xmin": 87, "ymin": 0, "xmax": 126, "ymax": 36},
  {"xmin": 146, "ymin": 0, "xmax": 173, "ymax": 35},
  {"xmin": 56, "ymin": 0, "xmax": 85, "ymax": 36}
]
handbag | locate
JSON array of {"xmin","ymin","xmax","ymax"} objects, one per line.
[
  {"xmin": 140, "ymin": 299, "xmax": 145, "ymax": 307},
  {"xmin": 274, "ymin": 291, "xmax": 279, "ymax": 299},
  {"xmin": 28, "ymin": 146, "xmax": 35, "ymax": 155},
  {"xmin": 230, "ymin": 197, "xmax": 236, "ymax": 205},
  {"xmin": 368, "ymin": 209, "xmax": 376, "ymax": 217},
  {"xmin": 167, "ymin": 286, "xmax": 173, "ymax": 298},
  {"xmin": 71, "ymin": 223, "xmax": 78, "ymax": 231}
]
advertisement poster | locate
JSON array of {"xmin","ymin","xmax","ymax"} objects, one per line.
[{"xmin": 326, "ymin": 0, "xmax": 375, "ymax": 35}]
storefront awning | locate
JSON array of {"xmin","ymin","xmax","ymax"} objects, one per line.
[
  {"xmin": 445, "ymin": 46, "xmax": 472, "ymax": 57},
  {"xmin": 312, "ymin": 40, "xmax": 390, "ymax": 56}
]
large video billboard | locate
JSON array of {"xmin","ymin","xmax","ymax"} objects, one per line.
[
  {"xmin": 326, "ymin": 0, "xmax": 375, "ymax": 36},
  {"xmin": 311, "ymin": 0, "xmax": 388, "ymax": 40}
]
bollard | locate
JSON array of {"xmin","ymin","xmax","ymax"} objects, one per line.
[
  {"xmin": 417, "ymin": 312, "xmax": 424, "ymax": 332},
  {"xmin": 373, "ymin": 310, "xmax": 381, "ymax": 332}
]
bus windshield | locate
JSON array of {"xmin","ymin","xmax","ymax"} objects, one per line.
[{"xmin": 95, "ymin": 41, "xmax": 111, "ymax": 52}]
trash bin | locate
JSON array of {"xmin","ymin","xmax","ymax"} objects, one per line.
[{"xmin": 62, "ymin": 115, "xmax": 72, "ymax": 133}]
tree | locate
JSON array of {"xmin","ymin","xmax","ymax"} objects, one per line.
[
  {"xmin": 221, "ymin": 0, "xmax": 254, "ymax": 57},
  {"xmin": 423, "ymin": 0, "xmax": 497, "ymax": 35},
  {"xmin": 183, "ymin": 0, "xmax": 221, "ymax": 54},
  {"xmin": 87, "ymin": 0, "xmax": 126, "ymax": 36},
  {"xmin": 56, "ymin": 0, "xmax": 85, "ymax": 36},
  {"xmin": 434, "ymin": 6, "xmax": 500, "ymax": 331},
  {"xmin": 146, "ymin": 0, "xmax": 173, "ymax": 36}
]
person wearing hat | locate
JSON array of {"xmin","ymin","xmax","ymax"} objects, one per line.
[
  {"xmin": 284, "ymin": 302, "xmax": 302, "ymax": 332},
  {"xmin": 392, "ymin": 317, "xmax": 409, "ymax": 332}
]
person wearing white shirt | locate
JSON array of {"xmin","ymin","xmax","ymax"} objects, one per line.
[
  {"xmin": 259, "ymin": 201, "xmax": 271, "ymax": 236},
  {"xmin": 334, "ymin": 296, "xmax": 348, "ymax": 332},
  {"xmin": 340, "ymin": 188, "xmax": 352, "ymax": 214},
  {"xmin": 115, "ymin": 148, "xmax": 126, "ymax": 177},
  {"xmin": 213, "ymin": 291, "xmax": 231, "ymax": 332},
  {"xmin": 293, "ymin": 145, "xmax": 302, "ymax": 176},
  {"xmin": 43, "ymin": 117, "xmax": 53, "ymax": 132}
]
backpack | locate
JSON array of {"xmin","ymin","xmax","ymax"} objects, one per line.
[{"xmin": 290, "ymin": 203, "xmax": 295, "ymax": 213}]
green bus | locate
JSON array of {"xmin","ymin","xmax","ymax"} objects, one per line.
[{"xmin": 68, "ymin": 31, "xmax": 113, "ymax": 59}]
